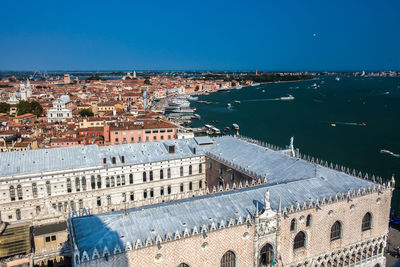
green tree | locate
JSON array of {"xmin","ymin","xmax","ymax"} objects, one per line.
[
  {"xmin": 144, "ymin": 79, "xmax": 151, "ymax": 85},
  {"xmin": 0, "ymin": 102, "xmax": 10, "ymax": 113},
  {"xmin": 79, "ymin": 109, "xmax": 94, "ymax": 117},
  {"xmin": 30, "ymin": 101, "xmax": 43, "ymax": 116},
  {"xmin": 16, "ymin": 100, "xmax": 43, "ymax": 116}
]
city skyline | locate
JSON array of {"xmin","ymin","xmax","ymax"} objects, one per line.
[{"xmin": 1, "ymin": 0, "xmax": 399, "ymax": 71}]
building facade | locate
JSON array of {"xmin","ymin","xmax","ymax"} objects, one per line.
[{"xmin": 47, "ymin": 99, "xmax": 72, "ymax": 123}]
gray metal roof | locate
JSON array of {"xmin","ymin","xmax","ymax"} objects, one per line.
[
  {"xmin": 70, "ymin": 136, "xmax": 376, "ymax": 257},
  {"xmin": 72, "ymin": 173, "xmax": 373, "ymax": 256}
]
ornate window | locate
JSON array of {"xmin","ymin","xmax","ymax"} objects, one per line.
[
  {"xmin": 220, "ymin": 250, "xmax": 236, "ymax": 267},
  {"xmin": 177, "ymin": 264, "xmax": 189, "ymax": 267},
  {"xmin": 167, "ymin": 168, "xmax": 171, "ymax": 178},
  {"xmin": 129, "ymin": 174, "xmax": 134, "ymax": 184},
  {"xmin": 290, "ymin": 219, "xmax": 296, "ymax": 231},
  {"xmin": 306, "ymin": 214, "xmax": 312, "ymax": 227},
  {"xmin": 293, "ymin": 231, "xmax": 306, "ymax": 249},
  {"xmin": 17, "ymin": 185, "xmax": 23, "ymax": 200},
  {"xmin": 91, "ymin": 176, "xmax": 95, "ymax": 189},
  {"xmin": 180, "ymin": 166, "xmax": 184, "ymax": 176},
  {"xmin": 97, "ymin": 175, "xmax": 102, "ymax": 188},
  {"xmin": 75, "ymin": 177, "xmax": 80, "ymax": 191},
  {"xmin": 143, "ymin": 172, "xmax": 147, "ymax": 182},
  {"xmin": 189, "ymin": 165, "xmax": 192, "ymax": 175},
  {"xmin": 16, "ymin": 209, "xmax": 21, "ymax": 220},
  {"xmin": 46, "ymin": 181, "xmax": 51, "ymax": 196},
  {"xmin": 259, "ymin": 243, "xmax": 274, "ymax": 266},
  {"xmin": 81, "ymin": 177, "xmax": 86, "ymax": 191},
  {"xmin": 32, "ymin": 183, "xmax": 38, "ymax": 198},
  {"xmin": 330, "ymin": 221, "xmax": 342, "ymax": 241},
  {"xmin": 160, "ymin": 170, "xmax": 164, "ymax": 179},
  {"xmin": 362, "ymin": 212, "xmax": 372, "ymax": 231},
  {"xmin": 67, "ymin": 178, "xmax": 72, "ymax": 192},
  {"xmin": 9, "ymin": 186, "xmax": 15, "ymax": 201},
  {"xmin": 106, "ymin": 177, "xmax": 110, "ymax": 188}
]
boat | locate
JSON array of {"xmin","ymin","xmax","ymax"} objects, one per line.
[
  {"xmin": 262, "ymin": 90, "xmax": 266, "ymax": 93},
  {"xmin": 232, "ymin": 123, "xmax": 239, "ymax": 130},
  {"xmin": 224, "ymin": 126, "xmax": 230, "ymax": 131},
  {"xmin": 331, "ymin": 123, "xmax": 336, "ymax": 127},
  {"xmin": 335, "ymin": 77, "xmax": 340, "ymax": 81},
  {"xmin": 234, "ymin": 100, "xmax": 241, "ymax": 104},
  {"xmin": 280, "ymin": 94, "xmax": 295, "ymax": 100},
  {"xmin": 212, "ymin": 127, "xmax": 221, "ymax": 134},
  {"xmin": 380, "ymin": 149, "xmax": 394, "ymax": 156},
  {"xmin": 251, "ymin": 83, "xmax": 261, "ymax": 87},
  {"xmin": 205, "ymin": 124, "xmax": 213, "ymax": 129},
  {"xmin": 227, "ymin": 103, "xmax": 231, "ymax": 108},
  {"xmin": 192, "ymin": 114, "xmax": 201, "ymax": 119},
  {"xmin": 357, "ymin": 122, "xmax": 366, "ymax": 126},
  {"xmin": 235, "ymin": 85, "xmax": 243, "ymax": 89}
]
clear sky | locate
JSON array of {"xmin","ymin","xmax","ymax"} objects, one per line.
[{"xmin": 1, "ymin": 0, "xmax": 399, "ymax": 71}]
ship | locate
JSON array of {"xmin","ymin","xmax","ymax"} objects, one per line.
[
  {"xmin": 232, "ymin": 123, "xmax": 239, "ymax": 130},
  {"xmin": 280, "ymin": 94, "xmax": 295, "ymax": 100},
  {"xmin": 380, "ymin": 149, "xmax": 394, "ymax": 156}
]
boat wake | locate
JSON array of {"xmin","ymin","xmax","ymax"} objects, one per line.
[
  {"xmin": 330, "ymin": 122, "xmax": 366, "ymax": 126},
  {"xmin": 380, "ymin": 149, "xmax": 400, "ymax": 158}
]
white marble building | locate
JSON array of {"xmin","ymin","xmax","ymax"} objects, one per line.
[{"xmin": 47, "ymin": 99, "xmax": 72, "ymax": 122}]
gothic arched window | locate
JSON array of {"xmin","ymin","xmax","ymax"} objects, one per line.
[
  {"xmin": 259, "ymin": 243, "xmax": 274, "ymax": 266},
  {"xmin": 290, "ymin": 218, "xmax": 297, "ymax": 231},
  {"xmin": 220, "ymin": 250, "xmax": 236, "ymax": 267},
  {"xmin": 330, "ymin": 221, "xmax": 342, "ymax": 241},
  {"xmin": 362, "ymin": 212, "xmax": 372, "ymax": 231},
  {"xmin": 17, "ymin": 184, "xmax": 23, "ymax": 200},
  {"xmin": 294, "ymin": 231, "xmax": 306, "ymax": 249},
  {"xmin": 9, "ymin": 186, "xmax": 15, "ymax": 201}
]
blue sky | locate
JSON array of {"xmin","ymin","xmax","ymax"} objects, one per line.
[{"xmin": 0, "ymin": 0, "xmax": 399, "ymax": 71}]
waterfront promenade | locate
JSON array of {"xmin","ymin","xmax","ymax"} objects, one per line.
[{"xmin": 386, "ymin": 226, "xmax": 400, "ymax": 266}]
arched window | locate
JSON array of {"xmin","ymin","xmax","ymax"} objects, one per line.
[
  {"xmin": 75, "ymin": 177, "xmax": 80, "ymax": 191},
  {"xmin": 177, "ymin": 264, "xmax": 189, "ymax": 267},
  {"xmin": 32, "ymin": 183, "xmax": 38, "ymax": 198},
  {"xmin": 362, "ymin": 212, "xmax": 372, "ymax": 231},
  {"xmin": 67, "ymin": 178, "xmax": 72, "ymax": 192},
  {"xmin": 199, "ymin": 180, "xmax": 203, "ymax": 188},
  {"xmin": 143, "ymin": 172, "xmax": 147, "ymax": 182},
  {"xmin": 111, "ymin": 176, "xmax": 115, "ymax": 187},
  {"xmin": 167, "ymin": 168, "xmax": 171, "ymax": 178},
  {"xmin": 17, "ymin": 185, "xmax": 23, "ymax": 200},
  {"xmin": 189, "ymin": 165, "xmax": 192, "ymax": 175},
  {"xmin": 106, "ymin": 177, "xmax": 110, "ymax": 187},
  {"xmin": 189, "ymin": 182, "xmax": 193, "ymax": 190},
  {"xmin": 149, "ymin": 171, "xmax": 153, "ymax": 181},
  {"xmin": 220, "ymin": 250, "xmax": 236, "ymax": 267},
  {"xmin": 129, "ymin": 174, "xmax": 134, "ymax": 184},
  {"xmin": 199, "ymin": 163, "xmax": 202, "ymax": 173},
  {"xmin": 46, "ymin": 181, "xmax": 51, "ymax": 196},
  {"xmin": 180, "ymin": 166, "xmax": 183, "ymax": 176},
  {"xmin": 259, "ymin": 243, "xmax": 274, "ymax": 266},
  {"xmin": 168, "ymin": 186, "xmax": 171, "ymax": 194},
  {"xmin": 16, "ymin": 209, "xmax": 21, "ymax": 220},
  {"xmin": 160, "ymin": 170, "xmax": 164, "ymax": 179},
  {"xmin": 330, "ymin": 221, "xmax": 342, "ymax": 241},
  {"xmin": 293, "ymin": 231, "xmax": 306, "ymax": 249},
  {"xmin": 81, "ymin": 177, "xmax": 86, "ymax": 191},
  {"xmin": 121, "ymin": 175, "xmax": 125, "ymax": 185},
  {"xmin": 306, "ymin": 214, "xmax": 312, "ymax": 227},
  {"xmin": 116, "ymin": 175, "xmax": 121, "ymax": 186},
  {"xmin": 97, "ymin": 175, "xmax": 102, "ymax": 188},
  {"xmin": 290, "ymin": 219, "xmax": 296, "ymax": 231},
  {"xmin": 180, "ymin": 183, "xmax": 184, "ymax": 192},
  {"xmin": 9, "ymin": 186, "xmax": 15, "ymax": 201},
  {"xmin": 91, "ymin": 176, "xmax": 95, "ymax": 189}
]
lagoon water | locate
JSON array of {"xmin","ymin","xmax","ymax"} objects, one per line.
[{"xmin": 190, "ymin": 76, "xmax": 400, "ymax": 211}]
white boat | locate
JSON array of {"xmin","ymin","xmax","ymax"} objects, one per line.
[
  {"xmin": 280, "ymin": 94, "xmax": 295, "ymax": 100},
  {"xmin": 380, "ymin": 149, "xmax": 394, "ymax": 156},
  {"xmin": 251, "ymin": 83, "xmax": 261, "ymax": 87},
  {"xmin": 232, "ymin": 123, "xmax": 239, "ymax": 130},
  {"xmin": 335, "ymin": 77, "xmax": 340, "ymax": 81},
  {"xmin": 227, "ymin": 103, "xmax": 231, "ymax": 108}
]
